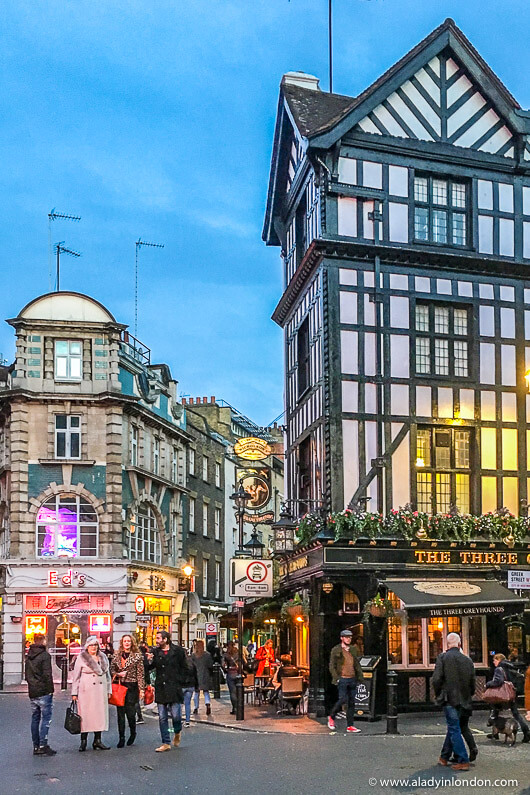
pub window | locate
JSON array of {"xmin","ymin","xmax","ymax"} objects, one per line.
[
  {"xmin": 507, "ymin": 623, "xmax": 524, "ymax": 661},
  {"xmin": 416, "ymin": 427, "xmax": 471, "ymax": 514},
  {"xmin": 388, "ymin": 615, "xmax": 487, "ymax": 669},
  {"xmin": 343, "ymin": 588, "xmax": 360, "ymax": 613},
  {"xmin": 388, "ymin": 617, "xmax": 403, "ymax": 665},
  {"xmin": 55, "ymin": 415, "xmax": 81, "ymax": 459},
  {"xmin": 415, "ymin": 303, "xmax": 470, "ymax": 377},
  {"xmin": 297, "ymin": 316, "xmax": 310, "ymax": 398},
  {"xmin": 413, "ymin": 175, "xmax": 468, "ymax": 246},
  {"xmin": 55, "ymin": 340, "xmax": 82, "ymax": 381},
  {"xmin": 407, "ymin": 618, "xmax": 424, "ymax": 665}
]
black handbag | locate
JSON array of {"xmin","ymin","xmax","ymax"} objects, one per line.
[{"xmin": 64, "ymin": 700, "xmax": 81, "ymax": 735}]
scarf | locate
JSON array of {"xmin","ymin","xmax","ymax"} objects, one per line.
[{"xmin": 80, "ymin": 648, "xmax": 109, "ymax": 676}]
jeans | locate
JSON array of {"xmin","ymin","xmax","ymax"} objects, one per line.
[
  {"xmin": 330, "ymin": 677, "xmax": 358, "ymax": 727},
  {"xmin": 194, "ymin": 689, "xmax": 211, "ymax": 709},
  {"xmin": 117, "ymin": 683, "xmax": 138, "ymax": 739},
  {"xmin": 183, "ymin": 688, "xmax": 195, "ymax": 722},
  {"xmin": 30, "ymin": 694, "xmax": 53, "ymax": 748},
  {"xmin": 441, "ymin": 705, "xmax": 470, "ymax": 764},
  {"xmin": 157, "ymin": 702, "xmax": 182, "ymax": 744},
  {"xmin": 226, "ymin": 672, "xmax": 238, "ymax": 710}
]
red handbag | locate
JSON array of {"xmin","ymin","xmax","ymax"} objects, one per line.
[
  {"xmin": 109, "ymin": 678, "xmax": 127, "ymax": 707},
  {"xmin": 144, "ymin": 685, "xmax": 155, "ymax": 705}
]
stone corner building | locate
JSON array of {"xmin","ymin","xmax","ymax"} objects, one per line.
[
  {"xmin": 0, "ymin": 291, "xmax": 195, "ymax": 686},
  {"xmin": 263, "ymin": 19, "xmax": 530, "ymax": 713}
]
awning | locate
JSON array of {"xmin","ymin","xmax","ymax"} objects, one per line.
[{"xmin": 386, "ymin": 579, "xmax": 526, "ymax": 618}]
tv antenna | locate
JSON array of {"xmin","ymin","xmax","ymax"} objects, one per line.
[
  {"xmin": 48, "ymin": 209, "xmax": 81, "ymax": 290},
  {"xmin": 55, "ymin": 242, "xmax": 81, "ymax": 292},
  {"xmin": 135, "ymin": 238, "xmax": 164, "ymax": 337}
]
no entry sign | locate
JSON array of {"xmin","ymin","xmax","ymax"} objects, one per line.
[{"xmin": 230, "ymin": 558, "xmax": 273, "ymax": 598}]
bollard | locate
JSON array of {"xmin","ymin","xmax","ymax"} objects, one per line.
[
  {"xmin": 235, "ymin": 674, "xmax": 245, "ymax": 721},
  {"xmin": 386, "ymin": 669, "xmax": 399, "ymax": 734},
  {"xmin": 212, "ymin": 661, "xmax": 221, "ymax": 699},
  {"xmin": 60, "ymin": 656, "xmax": 69, "ymax": 691}
]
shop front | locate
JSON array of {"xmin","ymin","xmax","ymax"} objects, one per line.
[
  {"xmin": 3, "ymin": 562, "xmax": 127, "ymax": 686},
  {"xmin": 277, "ymin": 540, "xmax": 530, "ymax": 716}
]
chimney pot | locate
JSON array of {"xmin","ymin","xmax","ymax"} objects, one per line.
[
  {"xmin": 211, "ymin": 396, "xmax": 215, "ymax": 403},
  {"xmin": 182, "ymin": 398, "xmax": 187, "ymax": 405},
  {"xmin": 188, "ymin": 397, "xmax": 194, "ymax": 404},
  {"xmin": 203, "ymin": 397, "xmax": 207, "ymax": 403}
]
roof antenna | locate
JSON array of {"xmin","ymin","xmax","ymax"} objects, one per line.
[
  {"xmin": 135, "ymin": 239, "xmax": 164, "ymax": 338},
  {"xmin": 55, "ymin": 242, "xmax": 81, "ymax": 292},
  {"xmin": 328, "ymin": 0, "xmax": 333, "ymax": 93},
  {"xmin": 48, "ymin": 210, "xmax": 81, "ymax": 291}
]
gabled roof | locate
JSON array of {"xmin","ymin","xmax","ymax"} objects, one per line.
[{"xmin": 282, "ymin": 82, "xmax": 354, "ymax": 138}]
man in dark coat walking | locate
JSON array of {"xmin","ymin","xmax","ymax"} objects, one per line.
[
  {"xmin": 432, "ymin": 632, "xmax": 476, "ymax": 771},
  {"xmin": 25, "ymin": 633, "xmax": 56, "ymax": 756},
  {"xmin": 147, "ymin": 630, "xmax": 187, "ymax": 752}
]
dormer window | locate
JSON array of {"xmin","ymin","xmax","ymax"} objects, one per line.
[
  {"xmin": 414, "ymin": 175, "xmax": 468, "ymax": 247},
  {"xmin": 55, "ymin": 340, "xmax": 82, "ymax": 381}
]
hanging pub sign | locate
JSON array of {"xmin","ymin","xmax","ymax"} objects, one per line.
[
  {"xmin": 236, "ymin": 466, "xmax": 271, "ymax": 514},
  {"xmin": 234, "ymin": 437, "xmax": 272, "ymax": 461}
]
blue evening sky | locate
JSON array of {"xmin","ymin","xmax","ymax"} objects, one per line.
[{"xmin": 1, "ymin": 0, "xmax": 529, "ymax": 424}]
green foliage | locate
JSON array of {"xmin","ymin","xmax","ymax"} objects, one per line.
[
  {"xmin": 295, "ymin": 507, "xmax": 529, "ymax": 546},
  {"xmin": 280, "ymin": 593, "xmax": 310, "ymax": 620},
  {"xmin": 363, "ymin": 594, "xmax": 395, "ymax": 621}
]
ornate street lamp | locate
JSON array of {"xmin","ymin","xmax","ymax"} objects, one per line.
[
  {"xmin": 271, "ymin": 505, "xmax": 296, "ymax": 555},
  {"xmin": 229, "ymin": 480, "xmax": 252, "ymax": 721},
  {"xmin": 243, "ymin": 528, "xmax": 266, "ymax": 558},
  {"xmin": 182, "ymin": 564, "xmax": 194, "ymax": 650}
]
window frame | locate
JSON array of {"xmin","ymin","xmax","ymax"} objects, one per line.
[
  {"xmin": 202, "ymin": 502, "xmax": 208, "ymax": 537},
  {"xmin": 36, "ymin": 493, "xmax": 98, "ymax": 558},
  {"xmin": 413, "ymin": 174, "xmax": 469, "ymax": 249},
  {"xmin": 130, "ymin": 425, "xmax": 138, "ymax": 466},
  {"xmin": 153, "ymin": 437, "xmax": 160, "ymax": 475},
  {"xmin": 188, "ymin": 497, "xmax": 195, "ymax": 534},
  {"xmin": 415, "ymin": 426, "xmax": 473, "ymax": 514},
  {"xmin": 215, "ymin": 561, "xmax": 221, "ymax": 600},
  {"xmin": 189, "ymin": 448, "xmax": 195, "ymax": 476},
  {"xmin": 297, "ymin": 316, "xmax": 311, "ymax": 399},
  {"xmin": 54, "ymin": 414, "xmax": 81, "ymax": 460},
  {"xmin": 202, "ymin": 558, "xmax": 209, "ymax": 598},
  {"xmin": 202, "ymin": 455, "xmax": 208, "ymax": 482},
  {"xmin": 128, "ymin": 503, "xmax": 161, "ymax": 564},
  {"xmin": 214, "ymin": 507, "xmax": 221, "ymax": 540},
  {"xmin": 414, "ymin": 302, "xmax": 471, "ymax": 379},
  {"xmin": 54, "ymin": 340, "xmax": 83, "ymax": 382},
  {"xmin": 215, "ymin": 461, "xmax": 221, "ymax": 488}
]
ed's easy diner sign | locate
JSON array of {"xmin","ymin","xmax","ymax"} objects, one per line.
[{"xmin": 48, "ymin": 569, "xmax": 86, "ymax": 587}]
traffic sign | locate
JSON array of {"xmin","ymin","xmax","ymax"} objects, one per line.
[
  {"xmin": 230, "ymin": 558, "xmax": 273, "ymax": 597},
  {"xmin": 205, "ymin": 622, "xmax": 218, "ymax": 634},
  {"xmin": 134, "ymin": 595, "xmax": 146, "ymax": 614}
]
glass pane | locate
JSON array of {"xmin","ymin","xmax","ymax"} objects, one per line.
[
  {"xmin": 55, "ymin": 341, "xmax": 68, "ymax": 355},
  {"xmin": 56, "ymin": 357, "xmax": 68, "ymax": 377},
  {"xmin": 416, "ymin": 472, "xmax": 432, "ymax": 513},
  {"xmin": 69, "ymin": 342, "xmax": 82, "ymax": 354},
  {"xmin": 436, "ymin": 473, "xmax": 451, "ymax": 512},
  {"xmin": 37, "ymin": 525, "xmax": 55, "ymax": 556},
  {"xmin": 447, "ymin": 617, "xmax": 461, "ymax": 634},
  {"xmin": 70, "ymin": 416, "xmax": 80, "ymax": 428},
  {"xmin": 454, "ymin": 308, "xmax": 468, "ymax": 336},
  {"xmin": 416, "ymin": 338, "xmax": 430, "ymax": 374},
  {"xmin": 70, "ymin": 433, "xmax": 80, "ymax": 458},
  {"xmin": 454, "ymin": 431, "xmax": 470, "ymax": 468},
  {"xmin": 428, "ymin": 618, "xmax": 445, "ymax": 663},
  {"xmin": 468, "ymin": 616, "xmax": 483, "ymax": 663},
  {"xmin": 414, "ymin": 177, "xmax": 428, "ymax": 203},
  {"xmin": 70, "ymin": 358, "xmax": 82, "ymax": 378},
  {"xmin": 434, "ymin": 338, "xmax": 449, "ymax": 375},
  {"xmin": 452, "ymin": 212, "xmax": 466, "ymax": 245},
  {"xmin": 433, "ymin": 179, "xmax": 447, "ymax": 205},
  {"xmin": 452, "ymin": 183, "xmax": 466, "ymax": 208},
  {"xmin": 388, "ymin": 617, "xmax": 403, "ymax": 665},
  {"xmin": 407, "ymin": 618, "xmax": 424, "ymax": 664},
  {"xmin": 435, "ymin": 431, "xmax": 451, "ymax": 468},
  {"xmin": 416, "ymin": 429, "xmax": 431, "ymax": 467},
  {"xmin": 456, "ymin": 474, "xmax": 470, "ymax": 514},
  {"xmin": 56, "ymin": 525, "xmax": 78, "ymax": 557},
  {"xmin": 80, "ymin": 527, "xmax": 97, "ymax": 556},
  {"xmin": 55, "ymin": 415, "xmax": 67, "ymax": 429},
  {"xmin": 434, "ymin": 307, "xmax": 449, "ymax": 334},
  {"xmin": 432, "ymin": 209, "xmax": 447, "ymax": 243},
  {"xmin": 56, "ymin": 432, "xmax": 66, "ymax": 458},
  {"xmin": 454, "ymin": 341, "xmax": 468, "ymax": 377},
  {"xmin": 414, "ymin": 207, "xmax": 429, "ymax": 240},
  {"xmin": 415, "ymin": 305, "xmax": 429, "ymax": 332}
]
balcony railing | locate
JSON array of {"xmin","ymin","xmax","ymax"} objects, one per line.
[{"xmin": 120, "ymin": 331, "xmax": 151, "ymax": 366}]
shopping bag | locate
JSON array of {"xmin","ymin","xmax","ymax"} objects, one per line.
[
  {"xmin": 144, "ymin": 684, "xmax": 155, "ymax": 705},
  {"xmin": 109, "ymin": 679, "xmax": 128, "ymax": 707},
  {"xmin": 483, "ymin": 681, "xmax": 517, "ymax": 704},
  {"xmin": 64, "ymin": 700, "xmax": 81, "ymax": 735}
]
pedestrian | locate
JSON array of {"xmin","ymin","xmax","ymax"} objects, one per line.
[
  {"xmin": 110, "ymin": 634, "xmax": 145, "ymax": 748},
  {"xmin": 207, "ymin": 638, "xmax": 222, "ymax": 665},
  {"xmin": 146, "ymin": 630, "xmax": 187, "ymax": 752},
  {"xmin": 182, "ymin": 651, "xmax": 199, "ymax": 727},
  {"xmin": 432, "ymin": 632, "xmax": 475, "ymax": 771},
  {"xmin": 25, "ymin": 633, "xmax": 56, "ymax": 756},
  {"xmin": 255, "ymin": 638, "xmax": 275, "ymax": 677},
  {"xmin": 222, "ymin": 640, "xmax": 240, "ymax": 715},
  {"xmin": 71, "ymin": 636, "xmax": 112, "ymax": 752},
  {"xmin": 327, "ymin": 629, "xmax": 364, "ymax": 733},
  {"xmin": 485, "ymin": 653, "xmax": 530, "ymax": 743},
  {"xmin": 191, "ymin": 639, "xmax": 213, "ymax": 716},
  {"xmin": 525, "ymin": 663, "xmax": 530, "ymax": 722}
]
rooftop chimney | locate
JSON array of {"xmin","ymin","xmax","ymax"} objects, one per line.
[{"xmin": 282, "ymin": 72, "xmax": 320, "ymax": 91}]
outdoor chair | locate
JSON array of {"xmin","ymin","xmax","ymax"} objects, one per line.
[
  {"xmin": 278, "ymin": 676, "xmax": 304, "ymax": 715},
  {"xmin": 243, "ymin": 672, "xmax": 256, "ymax": 705}
]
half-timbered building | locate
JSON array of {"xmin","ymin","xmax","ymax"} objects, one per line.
[{"xmin": 264, "ymin": 19, "xmax": 530, "ymax": 713}]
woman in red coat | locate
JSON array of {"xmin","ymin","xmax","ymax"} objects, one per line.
[{"xmin": 255, "ymin": 639, "xmax": 276, "ymax": 677}]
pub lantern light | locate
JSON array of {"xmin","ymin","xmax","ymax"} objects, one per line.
[
  {"xmin": 243, "ymin": 529, "xmax": 266, "ymax": 559},
  {"xmin": 322, "ymin": 581, "xmax": 334, "ymax": 594},
  {"xmin": 272, "ymin": 505, "xmax": 296, "ymax": 555}
]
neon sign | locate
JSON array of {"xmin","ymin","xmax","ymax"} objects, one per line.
[
  {"xmin": 25, "ymin": 616, "xmax": 47, "ymax": 635},
  {"xmin": 89, "ymin": 614, "xmax": 111, "ymax": 633},
  {"xmin": 48, "ymin": 569, "xmax": 86, "ymax": 587}
]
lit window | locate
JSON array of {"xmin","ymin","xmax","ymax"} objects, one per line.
[
  {"xmin": 55, "ymin": 415, "xmax": 81, "ymax": 459},
  {"xmin": 436, "ymin": 473, "xmax": 451, "ymax": 512},
  {"xmin": 36, "ymin": 494, "xmax": 97, "ymax": 557},
  {"xmin": 55, "ymin": 340, "xmax": 82, "ymax": 381},
  {"xmin": 129, "ymin": 504, "xmax": 160, "ymax": 564},
  {"xmin": 343, "ymin": 588, "xmax": 360, "ymax": 613},
  {"xmin": 408, "ymin": 618, "xmax": 424, "ymax": 665},
  {"xmin": 416, "ymin": 427, "xmax": 471, "ymax": 514},
  {"xmin": 416, "ymin": 472, "xmax": 432, "ymax": 513},
  {"xmin": 416, "ymin": 429, "xmax": 431, "ymax": 467},
  {"xmin": 388, "ymin": 616, "xmax": 403, "ymax": 665}
]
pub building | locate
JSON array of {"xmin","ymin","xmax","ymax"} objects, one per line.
[{"xmin": 263, "ymin": 18, "xmax": 530, "ymax": 714}]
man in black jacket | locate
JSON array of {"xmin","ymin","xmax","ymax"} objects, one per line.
[
  {"xmin": 432, "ymin": 632, "xmax": 476, "ymax": 771},
  {"xmin": 146, "ymin": 630, "xmax": 187, "ymax": 752},
  {"xmin": 25, "ymin": 634, "xmax": 56, "ymax": 756}
]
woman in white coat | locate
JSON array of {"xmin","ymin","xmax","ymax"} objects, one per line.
[{"xmin": 71, "ymin": 636, "xmax": 112, "ymax": 751}]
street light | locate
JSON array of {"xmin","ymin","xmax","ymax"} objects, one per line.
[
  {"xmin": 230, "ymin": 479, "xmax": 252, "ymax": 721},
  {"xmin": 182, "ymin": 564, "xmax": 194, "ymax": 651},
  {"xmin": 271, "ymin": 505, "xmax": 296, "ymax": 555}
]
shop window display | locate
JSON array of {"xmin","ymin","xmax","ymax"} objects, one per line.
[{"xmin": 36, "ymin": 494, "xmax": 98, "ymax": 557}]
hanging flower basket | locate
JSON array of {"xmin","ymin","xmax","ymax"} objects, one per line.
[
  {"xmin": 281, "ymin": 595, "xmax": 310, "ymax": 622},
  {"xmin": 368, "ymin": 604, "xmax": 387, "ymax": 618},
  {"xmin": 363, "ymin": 595, "xmax": 394, "ymax": 622}
]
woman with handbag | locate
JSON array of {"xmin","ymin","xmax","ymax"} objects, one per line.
[
  {"xmin": 71, "ymin": 636, "xmax": 112, "ymax": 751},
  {"xmin": 485, "ymin": 653, "xmax": 530, "ymax": 743},
  {"xmin": 110, "ymin": 635, "xmax": 145, "ymax": 748}
]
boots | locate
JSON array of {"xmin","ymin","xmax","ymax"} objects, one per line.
[
  {"xmin": 117, "ymin": 736, "xmax": 125, "ymax": 748},
  {"xmin": 92, "ymin": 732, "xmax": 110, "ymax": 750},
  {"xmin": 79, "ymin": 733, "xmax": 87, "ymax": 752},
  {"xmin": 126, "ymin": 731, "xmax": 136, "ymax": 746},
  {"xmin": 206, "ymin": 704, "xmax": 211, "ymax": 716}
]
